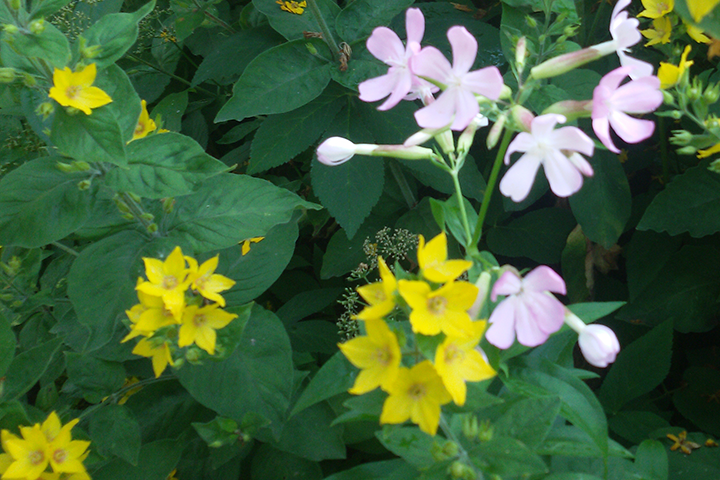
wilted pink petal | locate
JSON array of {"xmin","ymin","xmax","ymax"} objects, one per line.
[
  {"xmin": 499, "ymin": 114, "xmax": 594, "ymax": 202},
  {"xmin": 486, "ymin": 266, "xmax": 567, "ymax": 349},
  {"xmin": 411, "ymin": 26, "xmax": 503, "ymax": 131},
  {"xmin": 592, "ymin": 66, "xmax": 662, "ymax": 152}
]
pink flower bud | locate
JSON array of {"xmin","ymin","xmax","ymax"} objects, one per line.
[
  {"xmin": 578, "ymin": 324, "xmax": 620, "ymax": 368},
  {"xmin": 316, "ymin": 137, "xmax": 365, "ymax": 165}
]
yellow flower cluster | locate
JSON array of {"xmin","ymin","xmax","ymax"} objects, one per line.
[
  {"xmin": 638, "ymin": 0, "xmax": 710, "ymax": 46},
  {"xmin": 123, "ymin": 246, "xmax": 237, "ymax": 377},
  {"xmin": 48, "ymin": 64, "xmax": 112, "ymax": 116},
  {"xmin": 0, "ymin": 412, "xmax": 90, "ymax": 480},
  {"xmin": 276, "ymin": 0, "xmax": 306, "ymax": 14},
  {"xmin": 339, "ymin": 233, "xmax": 495, "ymax": 436}
]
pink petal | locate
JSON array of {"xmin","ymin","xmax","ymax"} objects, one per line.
[
  {"xmin": 609, "ymin": 111, "xmax": 655, "ymax": 144},
  {"xmin": 405, "ymin": 8, "xmax": 425, "ymax": 45},
  {"xmin": 592, "ymin": 117, "xmax": 619, "ymax": 153},
  {"xmin": 612, "ymin": 14, "xmax": 642, "ymax": 48},
  {"xmin": 378, "ymin": 69, "xmax": 413, "ymax": 111},
  {"xmin": 551, "ymin": 126, "xmax": 595, "ymax": 156},
  {"xmin": 618, "ymin": 52, "xmax": 654, "ymax": 79},
  {"xmin": 414, "ymin": 88, "xmax": 456, "ymax": 129},
  {"xmin": 486, "ymin": 298, "xmax": 518, "ymax": 348},
  {"xmin": 612, "ymin": 78, "xmax": 662, "ymax": 113},
  {"xmin": 567, "ymin": 152, "xmax": 594, "ymax": 177},
  {"xmin": 543, "ymin": 150, "xmax": 584, "ymax": 197},
  {"xmin": 449, "ymin": 87, "xmax": 479, "ymax": 131},
  {"xmin": 504, "ymin": 132, "xmax": 536, "ymax": 164},
  {"xmin": 531, "ymin": 114, "xmax": 565, "ymax": 138},
  {"xmin": 598, "ymin": 66, "xmax": 633, "ymax": 92},
  {"xmin": 499, "ymin": 153, "xmax": 542, "ymax": 202},
  {"xmin": 524, "ymin": 291, "xmax": 565, "ymax": 334},
  {"xmin": 514, "ymin": 300, "xmax": 549, "ymax": 347},
  {"xmin": 611, "ymin": 0, "xmax": 631, "ymax": 20},
  {"xmin": 522, "ymin": 265, "xmax": 567, "ymax": 295},
  {"xmin": 410, "ymin": 46, "xmax": 452, "ymax": 83},
  {"xmin": 358, "ymin": 73, "xmax": 397, "ymax": 103},
  {"xmin": 491, "ymin": 270, "xmax": 522, "ymax": 300},
  {"xmin": 463, "ymin": 66, "xmax": 503, "ymax": 100},
  {"xmin": 448, "ymin": 26, "xmax": 477, "ymax": 75},
  {"xmin": 367, "ymin": 27, "xmax": 405, "ymax": 64}
]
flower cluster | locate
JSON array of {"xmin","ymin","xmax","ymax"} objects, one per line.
[
  {"xmin": 638, "ymin": 0, "xmax": 712, "ymax": 45},
  {"xmin": 339, "ymin": 233, "xmax": 496, "ymax": 436},
  {"xmin": 48, "ymin": 63, "xmax": 112, "ymax": 115},
  {"xmin": 0, "ymin": 412, "xmax": 91, "ymax": 480},
  {"xmin": 123, "ymin": 246, "xmax": 237, "ymax": 377}
]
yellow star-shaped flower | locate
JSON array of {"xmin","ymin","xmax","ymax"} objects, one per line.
[
  {"xmin": 2, "ymin": 424, "xmax": 49, "ymax": 479},
  {"xmin": 178, "ymin": 303, "xmax": 237, "ymax": 355},
  {"xmin": 185, "ymin": 255, "xmax": 235, "ymax": 307},
  {"xmin": 687, "ymin": 0, "xmax": 720, "ymax": 22},
  {"xmin": 355, "ymin": 257, "xmax": 397, "ymax": 320},
  {"xmin": 641, "ymin": 16, "xmax": 673, "ymax": 46},
  {"xmin": 697, "ymin": 142, "xmax": 720, "ymax": 158},
  {"xmin": 136, "ymin": 246, "xmax": 192, "ymax": 322},
  {"xmin": 398, "ymin": 279, "xmax": 477, "ymax": 337},
  {"xmin": 658, "ymin": 45, "xmax": 693, "ymax": 89},
  {"xmin": 637, "ymin": 0, "xmax": 674, "ymax": 18},
  {"xmin": 684, "ymin": 21, "xmax": 711, "ymax": 43},
  {"xmin": 132, "ymin": 338, "xmax": 174, "ymax": 377},
  {"xmin": 131, "ymin": 99, "xmax": 157, "ymax": 141},
  {"xmin": 338, "ymin": 318, "xmax": 402, "ymax": 394},
  {"xmin": 417, "ymin": 232, "xmax": 472, "ymax": 283},
  {"xmin": 48, "ymin": 63, "xmax": 112, "ymax": 115}
]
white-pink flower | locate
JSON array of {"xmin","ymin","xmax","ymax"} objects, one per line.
[
  {"xmin": 578, "ymin": 324, "xmax": 620, "ymax": 367},
  {"xmin": 592, "ymin": 66, "xmax": 662, "ymax": 153},
  {"xmin": 486, "ymin": 266, "xmax": 567, "ymax": 349},
  {"xmin": 499, "ymin": 114, "xmax": 595, "ymax": 202},
  {"xmin": 358, "ymin": 8, "xmax": 436, "ymax": 110},
  {"xmin": 410, "ymin": 26, "xmax": 503, "ymax": 131},
  {"xmin": 608, "ymin": 0, "xmax": 653, "ymax": 79}
]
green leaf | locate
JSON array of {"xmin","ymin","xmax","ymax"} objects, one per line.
[
  {"xmin": 505, "ymin": 357, "xmax": 608, "ymax": 455},
  {"xmin": 625, "ymin": 230, "xmax": 681, "ymax": 301},
  {"xmin": 635, "ymin": 440, "xmax": 668, "ymax": 480},
  {"xmin": 91, "ymin": 438, "xmax": 182, "ymax": 480},
  {"xmin": 29, "ymin": 0, "xmax": 73, "ymax": 19},
  {"xmin": 11, "ymin": 23, "xmax": 70, "ymax": 68},
  {"xmin": 486, "ymin": 208, "xmax": 577, "ymax": 263},
  {"xmin": 271, "ymin": 402, "xmax": 345, "ymax": 461},
  {"xmin": 569, "ymin": 151, "xmax": 631, "ymax": 248},
  {"xmin": 598, "ymin": 320, "xmax": 673, "ymax": 414},
  {"xmin": 95, "ymin": 64, "xmax": 143, "ymax": 140},
  {"xmin": 104, "ymin": 133, "xmax": 227, "ymax": 198},
  {"xmin": 215, "ymin": 39, "xmax": 332, "ymax": 123},
  {"xmin": 637, "ymin": 160, "xmax": 720, "ymax": 237},
  {"xmin": 492, "ymin": 396, "xmax": 562, "ymax": 449},
  {"xmin": 167, "ymin": 174, "xmax": 319, "ymax": 252},
  {"xmin": 320, "ymin": 213, "xmax": 388, "ymax": 279},
  {"xmin": 176, "ymin": 306, "xmax": 294, "ymax": 438},
  {"xmin": 567, "ymin": 302, "xmax": 625, "ymax": 323},
  {"xmin": 376, "ymin": 427, "xmax": 436, "ymax": 470},
  {"xmin": 1, "ymin": 338, "xmax": 63, "ymax": 402},
  {"xmin": 291, "ymin": 351, "xmax": 356, "ymax": 417},
  {"xmin": 89, "ymin": 404, "xmax": 142, "ymax": 465},
  {"xmin": 469, "ymin": 437, "xmax": 548, "ymax": 477},
  {"xmin": 562, "ymin": 226, "xmax": 590, "ymax": 303},
  {"xmin": 0, "ymin": 157, "xmax": 94, "ymax": 248},
  {"xmin": 617, "ymin": 245, "xmax": 720, "ymax": 332},
  {"xmin": 0, "ymin": 313, "xmax": 14, "ymax": 377},
  {"xmin": 64, "ymin": 352, "xmax": 125, "ymax": 403},
  {"xmin": 249, "ymin": 88, "xmax": 345, "ymax": 174},
  {"xmin": 150, "ymin": 91, "xmax": 188, "ymax": 133},
  {"xmin": 76, "ymin": 0, "xmax": 156, "ymax": 69},
  {"xmin": 608, "ymin": 411, "xmax": 670, "ymax": 444},
  {"xmin": 335, "ymin": 0, "xmax": 414, "ymax": 43},
  {"xmin": 323, "ymin": 459, "xmax": 418, "ymax": 480},
  {"xmin": 252, "ymin": 0, "xmax": 340, "ymax": 41},
  {"xmin": 249, "ymin": 444, "xmax": 322, "ymax": 480},
  {"xmin": 52, "ymin": 106, "xmax": 127, "ymax": 166},
  {"xmin": 542, "ymin": 475, "xmax": 603, "ymax": 480},
  {"xmin": 536, "ymin": 425, "xmax": 632, "ymax": 458},
  {"xmin": 673, "ymin": 367, "xmax": 720, "ymax": 436}
]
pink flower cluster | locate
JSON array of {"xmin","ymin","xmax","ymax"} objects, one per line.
[{"xmin": 358, "ymin": 8, "xmax": 503, "ymax": 132}]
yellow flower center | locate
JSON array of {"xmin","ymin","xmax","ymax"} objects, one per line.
[
  {"xmin": 162, "ymin": 276, "xmax": 178, "ymax": 290},
  {"xmin": 53, "ymin": 448, "xmax": 67, "ymax": 464},
  {"xmin": 29, "ymin": 450, "xmax": 45, "ymax": 465},
  {"xmin": 373, "ymin": 290, "xmax": 386, "ymax": 302},
  {"xmin": 408, "ymin": 383, "xmax": 426, "ymax": 400},
  {"xmin": 374, "ymin": 346, "xmax": 393, "ymax": 366},
  {"xmin": 65, "ymin": 85, "xmax": 81, "ymax": 99},
  {"xmin": 134, "ymin": 121, "xmax": 146, "ymax": 136},
  {"xmin": 444, "ymin": 344, "xmax": 464, "ymax": 365},
  {"xmin": 427, "ymin": 296, "xmax": 447, "ymax": 315},
  {"xmin": 193, "ymin": 314, "xmax": 207, "ymax": 327}
]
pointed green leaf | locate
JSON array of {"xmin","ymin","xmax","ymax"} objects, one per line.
[
  {"xmin": 252, "ymin": 0, "xmax": 340, "ymax": 41},
  {"xmin": 335, "ymin": 0, "xmax": 414, "ymax": 43}
]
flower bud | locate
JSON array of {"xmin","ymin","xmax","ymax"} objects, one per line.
[
  {"xmin": 708, "ymin": 159, "xmax": 720, "ymax": 173},
  {"xmin": 670, "ymin": 110, "xmax": 683, "ymax": 119},
  {"xmin": 676, "ymin": 145, "xmax": 697, "ymax": 155},
  {"xmin": 670, "ymin": 130, "xmax": 693, "ymax": 146},
  {"xmin": 65, "ymin": 106, "xmax": 81, "ymax": 116},
  {"xmin": 146, "ymin": 223, "xmax": 158, "ymax": 233},
  {"xmin": 468, "ymin": 271, "xmax": 491, "ymax": 319},
  {"xmin": 2, "ymin": 24, "xmax": 19, "ymax": 35},
  {"xmin": 486, "ymin": 112, "xmax": 507, "ymax": 150},
  {"xmin": 9, "ymin": 0, "xmax": 20, "ymax": 10},
  {"xmin": 0, "ymin": 67, "xmax": 15, "ymax": 83},
  {"xmin": 81, "ymin": 44, "xmax": 103, "ymax": 59},
  {"xmin": 316, "ymin": 137, "xmax": 373, "ymax": 165},
  {"xmin": 442, "ymin": 441, "xmax": 459, "ymax": 458},
  {"xmin": 704, "ymin": 84, "xmax": 720, "ymax": 104},
  {"xmin": 77, "ymin": 179, "xmax": 91, "ymax": 190},
  {"xmin": 36, "ymin": 101, "xmax": 54, "ymax": 119},
  {"xmin": 457, "ymin": 114, "xmax": 488, "ymax": 153},
  {"xmin": 22, "ymin": 73, "xmax": 36, "ymax": 87},
  {"xmin": 499, "ymin": 84, "xmax": 512, "ymax": 100},
  {"xmin": 29, "ymin": 19, "xmax": 45, "ymax": 35},
  {"xmin": 530, "ymin": 45, "xmax": 609, "ymax": 80},
  {"xmin": 477, "ymin": 419, "xmax": 493, "ymax": 442},
  {"xmin": 525, "ymin": 15, "xmax": 537, "ymax": 28},
  {"xmin": 162, "ymin": 197, "xmax": 175, "ymax": 214},
  {"xmin": 515, "ymin": 37, "xmax": 527, "ymax": 73},
  {"xmin": 578, "ymin": 324, "xmax": 620, "ymax": 368},
  {"xmin": 140, "ymin": 212, "xmax": 154, "ymax": 222},
  {"xmin": 662, "ymin": 90, "xmax": 674, "ymax": 104},
  {"xmin": 462, "ymin": 415, "xmax": 479, "ymax": 440},
  {"xmin": 317, "ymin": 137, "xmax": 434, "ymax": 165},
  {"xmin": 542, "ymin": 100, "xmax": 592, "ymax": 121},
  {"xmin": 56, "ymin": 161, "xmax": 74, "ymax": 173},
  {"xmin": 511, "ymin": 105, "xmax": 536, "ymax": 132}
]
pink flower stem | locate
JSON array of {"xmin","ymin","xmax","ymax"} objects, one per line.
[
  {"xmin": 449, "ymin": 159, "xmax": 473, "ymax": 245},
  {"xmin": 469, "ymin": 128, "xmax": 514, "ymax": 252}
]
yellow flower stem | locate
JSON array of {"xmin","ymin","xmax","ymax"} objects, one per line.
[
  {"xmin": 306, "ymin": 0, "xmax": 341, "ymax": 61},
  {"xmin": 470, "ymin": 127, "xmax": 514, "ymax": 252},
  {"xmin": 389, "ymin": 160, "xmax": 417, "ymax": 209}
]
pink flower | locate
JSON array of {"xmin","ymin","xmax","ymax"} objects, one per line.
[
  {"xmin": 410, "ymin": 26, "xmax": 503, "ymax": 131},
  {"xmin": 578, "ymin": 324, "xmax": 620, "ymax": 367},
  {"xmin": 608, "ymin": 0, "xmax": 653, "ymax": 79},
  {"xmin": 592, "ymin": 66, "xmax": 662, "ymax": 153},
  {"xmin": 499, "ymin": 114, "xmax": 595, "ymax": 202},
  {"xmin": 486, "ymin": 266, "xmax": 567, "ymax": 349},
  {"xmin": 358, "ymin": 8, "xmax": 436, "ymax": 110}
]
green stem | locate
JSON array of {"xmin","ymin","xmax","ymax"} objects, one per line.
[
  {"xmin": 658, "ymin": 117, "xmax": 670, "ymax": 184},
  {"xmin": 77, "ymin": 376, "xmax": 172, "ymax": 420},
  {"xmin": 471, "ymin": 128, "xmax": 514, "ymax": 249},
  {"xmin": 51, "ymin": 241, "xmax": 79, "ymax": 256},
  {"xmin": 449, "ymin": 166, "xmax": 472, "ymax": 246},
  {"xmin": 306, "ymin": 0, "xmax": 340, "ymax": 60},
  {"xmin": 126, "ymin": 53, "xmax": 216, "ymax": 97},
  {"xmin": 438, "ymin": 415, "xmax": 484, "ymax": 480},
  {"xmin": 389, "ymin": 160, "xmax": 417, "ymax": 208}
]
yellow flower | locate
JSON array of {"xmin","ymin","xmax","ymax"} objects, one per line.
[
  {"xmin": 338, "ymin": 318, "xmax": 402, "ymax": 394},
  {"xmin": 136, "ymin": 246, "xmax": 192, "ymax": 322},
  {"xmin": 642, "ymin": 16, "xmax": 673, "ymax": 45},
  {"xmin": 47, "ymin": 63, "xmax": 112, "ymax": 115},
  {"xmin": 185, "ymin": 255, "xmax": 235, "ymax": 307},
  {"xmin": 2, "ymin": 424, "xmax": 49, "ymax": 479},
  {"xmin": 434, "ymin": 321, "xmax": 496, "ymax": 406},
  {"xmin": 417, "ymin": 233, "xmax": 472, "ymax": 283},
  {"xmin": 697, "ymin": 142, "xmax": 720, "ymax": 158},
  {"xmin": 44, "ymin": 416, "xmax": 90, "ymax": 475},
  {"xmin": 166, "ymin": 469, "xmax": 179, "ymax": 480},
  {"xmin": 178, "ymin": 304, "xmax": 237, "ymax": 355},
  {"xmin": 123, "ymin": 281, "xmax": 178, "ymax": 342},
  {"xmin": 398, "ymin": 280, "xmax": 477, "ymax": 337},
  {"xmin": 380, "ymin": 361, "xmax": 452, "ymax": 436},
  {"xmin": 240, "ymin": 237, "xmax": 264, "ymax": 256},
  {"xmin": 658, "ymin": 45, "xmax": 693, "ymax": 89},
  {"xmin": 687, "ymin": 0, "xmax": 720, "ymax": 22},
  {"xmin": 637, "ymin": 0, "xmax": 674, "ymax": 18},
  {"xmin": 0, "ymin": 430, "xmax": 19, "ymax": 476},
  {"xmin": 276, "ymin": 0, "xmax": 306, "ymax": 14},
  {"xmin": 132, "ymin": 338, "xmax": 174, "ymax": 377},
  {"xmin": 355, "ymin": 257, "xmax": 397, "ymax": 320},
  {"xmin": 684, "ymin": 21, "xmax": 711, "ymax": 43},
  {"xmin": 667, "ymin": 430, "xmax": 701, "ymax": 454},
  {"xmin": 132, "ymin": 100, "xmax": 156, "ymax": 141}
]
